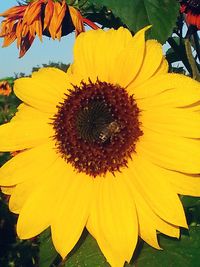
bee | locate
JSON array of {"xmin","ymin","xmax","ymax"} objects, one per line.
[{"xmin": 99, "ymin": 121, "xmax": 120, "ymax": 143}]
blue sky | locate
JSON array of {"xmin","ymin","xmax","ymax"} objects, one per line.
[{"xmin": 0, "ymin": 1, "xmax": 74, "ymax": 78}]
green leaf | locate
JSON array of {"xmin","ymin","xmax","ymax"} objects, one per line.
[
  {"xmin": 134, "ymin": 226, "xmax": 200, "ymax": 267},
  {"xmin": 64, "ymin": 227, "xmax": 200, "ymax": 267},
  {"xmin": 0, "ymin": 77, "xmax": 14, "ymax": 83},
  {"xmin": 181, "ymin": 196, "xmax": 200, "ymax": 208},
  {"xmin": 91, "ymin": 0, "xmax": 179, "ymax": 43},
  {"xmin": 65, "ymin": 232, "xmax": 109, "ymax": 267},
  {"xmin": 39, "ymin": 229, "xmax": 58, "ymax": 267}
]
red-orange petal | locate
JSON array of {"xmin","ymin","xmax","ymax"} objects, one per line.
[
  {"xmin": 68, "ymin": 6, "xmax": 85, "ymax": 36},
  {"xmin": 21, "ymin": 24, "xmax": 29, "ymax": 38},
  {"xmin": 0, "ymin": 81, "xmax": 12, "ymax": 96},
  {"xmin": 23, "ymin": 0, "xmax": 43, "ymax": 26},
  {"xmin": 82, "ymin": 17, "xmax": 100, "ymax": 30},
  {"xmin": 19, "ymin": 32, "xmax": 35, "ymax": 58},
  {"xmin": 16, "ymin": 19, "xmax": 23, "ymax": 48},
  {"xmin": 0, "ymin": 6, "xmax": 26, "ymax": 18},
  {"xmin": 2, "ymin": 30, "xmax": 16, "ymax": 47},
  {"xmin": 44, "ymin": 0, "xmax": 54, "ymax": 29},
  {"xmin": 35, "ymin": 18, "xmax": 43, "ymax": 41},
  {"xmin": 48, "ymin": 1, "xmax": 66, "ymax": 39},
  {"xmin": 0, "ymin": 20, "xmax": 16, "ymax": 36},
  {"xmin": 187, "ymin": 12, "xmax": 200, "ymax": 29}
]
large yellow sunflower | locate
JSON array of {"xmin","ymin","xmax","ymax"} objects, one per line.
[{"xmin": 1, "ymin": 27, "xmax": 200, "ymax": 267}]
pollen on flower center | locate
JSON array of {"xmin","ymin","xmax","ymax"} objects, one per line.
[{"xmin": 52, "ymin": 80, "xmax": 143, "ymax": 177}]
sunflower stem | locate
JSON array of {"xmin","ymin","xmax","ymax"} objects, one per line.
[
  {"xmin": 57, "ymin": 258, "xmax": 67, "ymax": 267},
  {"xmin": 78, "ymin": 0, "xmax": 89, "ymax": 8},
  {"xmin": 167, "ymin": 37, "xmax": 192, "ymax": 74},
  {"xmin": 184, "ymin": 38, "xmax": 200, "ymax": 81},
  {"xmin": 68, "ymin": 0, "xmax": 77, "ymax": 5},
  {"xmin": 192, "ymin": 31, "xmax": 200, "ymax": 63}
]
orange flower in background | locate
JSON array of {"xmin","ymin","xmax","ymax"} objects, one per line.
[
  {"xmin": 0, "ymin": 0, "xmax": 99, "ymax": 58},
  {"xmin": 0, "ymin": 81, "xmax": 12, "ymax": 96},
  {"xmin": 179, "ymin": 0, "xmax": 200, "ymax": 29}
]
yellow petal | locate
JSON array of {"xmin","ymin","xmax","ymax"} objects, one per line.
[
  {"xmin": 154, "ymin": 57, "xmax": 169, "ymax": 75},
  {"xmin": 131, "ymin": 40, "xmax": 165, "ymax": 88},
  {"xmin": 0, "ymin": 117, "xmax": 53, "ymax": 152},
  {"xmin": 141, "ymin": 107, "xmax": 200, "ymax": 138},
  {"xmin": 137, "ymin": 129, "xmax": 200, "ymax": 173},
  {"xmin": 125, "ymin": 174, "xmax": 179, "ymax": 247},
  {"xmin": 167, "ymin": 172, "xmax": 200, "ymax": 196},
  {"xmin": 87, "ymin": 174, "xmax": 138, "ymax": 267},
  {"xmin": 122, "ymin": 161, "xmax": 180, "ymax": 240},
  {"xmin": 9, "ymin": 155, "xmax": 74, "ymax": 214},
  {"xmin": 9, "ymin": 177, "xmax": 39, "ymax": 214},
  {"xmin": 134, "ymin": 73, "xmax": 200, "ymax": 106},
  {"xmin": 129, "ymin": 193, "xmax": 161, "ymax": 249},
  {"xmin": 128, "ymin": 155, "xmax": 187, "ymax": 228},
  {"xmin": 1, "ymin": 185, "xmax": 15, "ymax": 195},
  {"xmin": 110, "ymin": 26, "xmax": 150, "ymax": 88},
  {"xmin": 14, "ymin": 68, "xmax": 72, "ymax": 113},
  {"xmin": 73, "ymin": 27, "xmax": 133, "ymax": 83},
  {"xmin": 0, "ymin": 141, "xmax": 58, "ymax": 186},
  {"xmin": 11, "ymin": 103, "xmax": 50, "ymax": 122},
  {"xmin": 51, "ymin": 173, "xmax": 93, "ymax": 258},
  {"xmin": 135, "ymin": 192, "xmax": 180, "ymax": 242},
  {"xmin": 16, "ymin": 157, "xmax": 73, "ymax": 238}
]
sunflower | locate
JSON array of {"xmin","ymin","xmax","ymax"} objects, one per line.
[
  {"xmin": 179, "ymin": 0, "xmax": 200, "ymax": 29},
  {"xmin": 1, "ymin": 27, "xmax": 200, "ymax": 267},
  {"xmin": 0, "ymin": 80, "xmax": 12, "ymax": 96},
  {"xmin": 0, "ymin": 0, "xmax": 98, "ymax": 57}
]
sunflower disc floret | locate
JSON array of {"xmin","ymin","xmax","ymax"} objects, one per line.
[{"xmin": 53, "ymin": 80, "xmax": 142, "ymax": 177}]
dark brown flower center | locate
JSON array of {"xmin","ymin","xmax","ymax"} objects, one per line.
[
  {"xmin": 52, "ymin": 80, "xmax": 142, "ymax": 177},
  {"xmin": 180, "ymin": 0, "xmax": 200, "ymax": 14}
]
